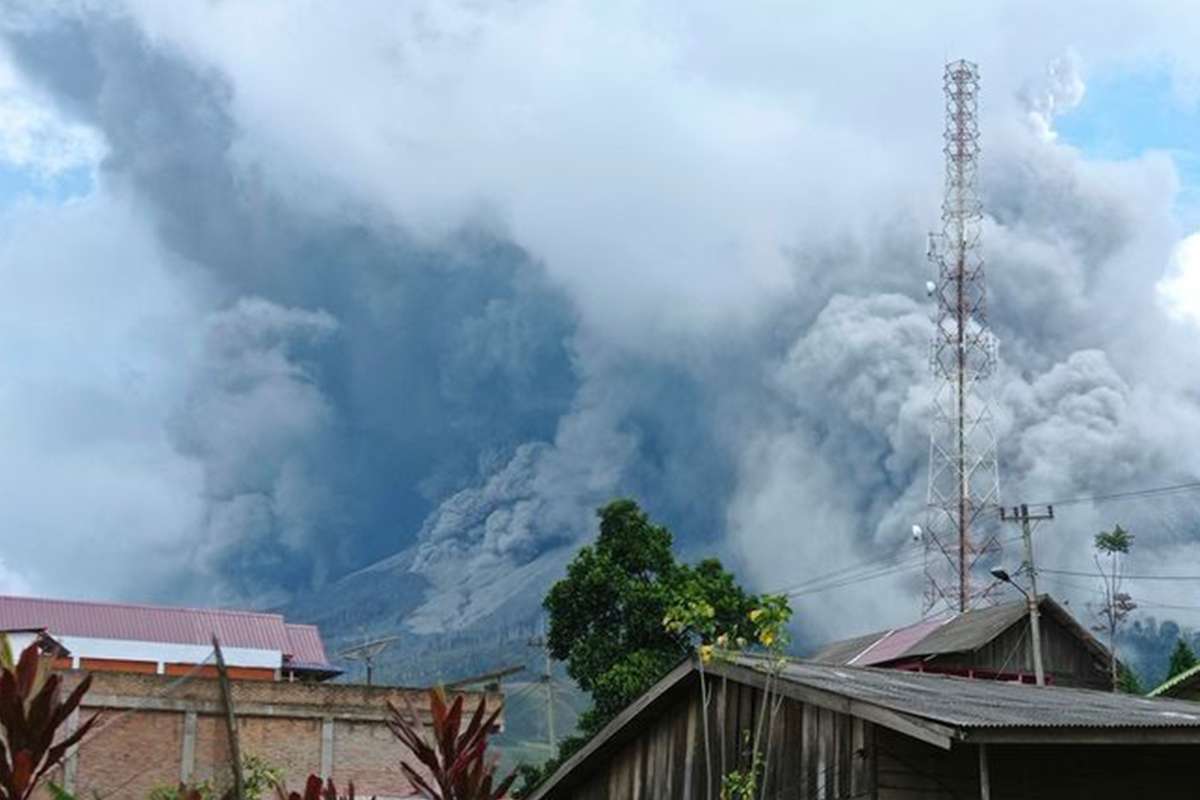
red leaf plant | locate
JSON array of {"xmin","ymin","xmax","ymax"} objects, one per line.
[
  {"xmin": 387, "ymin": 688, "xmax": 514, "ymax": 800},
  {"xmin": 276, "ymin": 774, "xmax": 362, "ymax": 800},
  {"xmin": 0, "ymin": 643, "xmax": 97, "ymax": 800}
]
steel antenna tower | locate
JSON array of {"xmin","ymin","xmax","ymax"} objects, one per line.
[{"xmin": 923, "ymin": 59, "xmax": 1002, "ymax": 614}]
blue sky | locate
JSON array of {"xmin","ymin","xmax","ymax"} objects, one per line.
[
  {"xmin": 0, "ymin": 162, "xmax": 91, "ymax": 205},
  {"xmin": 1057, "ymin": 66, "xmax": 1200, "ymax": 226}
]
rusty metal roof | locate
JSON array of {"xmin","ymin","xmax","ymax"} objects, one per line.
[
  {"xmin": 849, "ymin": 618, "xmax": 951, "ymax": 665},
  {"xmin": 808, "ymin": 596, "xmax": 1110, "ymax": 667},
  {"xmin": 737, "ymin": 654, "xmax": 1200, "ymax": 730},
  {"xmin": 526, "ymin": 653, "xmax": 1200, "ymax": 800},
  {"xmin": 0, "ymin": 594, "xmax": 332, "ymax": 668}
]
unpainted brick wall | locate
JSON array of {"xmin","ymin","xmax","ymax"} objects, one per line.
[
  {"xmin": 331, "ymin": 718, "xmax": 411, "ymax": 797},
  {"xmin": 32, "ymin": 671, "xmax": 503, "ymax": 800},
  {"xmin": 71, "ymin": 709, "xmax": 181, "ymax": 799}
]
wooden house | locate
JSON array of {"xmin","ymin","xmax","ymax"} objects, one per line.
[
  {"xmin": 809, "ymin": 596, "xmax": 1112, "ymax": 690},
  {"xmin": 527, "ymin": 653, "xmax": 1200, "ymax": 799}
]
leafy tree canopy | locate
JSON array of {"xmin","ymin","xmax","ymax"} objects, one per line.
[
  {"xmin": 1167, "ymin": 638, "xmax": 1198, "ymax": 681},
  {"xmin": 543, "ymin": 499, "xmax": 762, "ymax": 738},
  {"xmin": 1117, "ymin": 661, "xmax": 1144, "ymax": 695},
  {"xmin": 1095, "ymin": 524, "xmax": 1134, "ymax": 555}
]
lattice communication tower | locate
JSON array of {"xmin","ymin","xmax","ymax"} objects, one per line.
[{"xmin": 923, "ymin": 60, "xmax": 1003, "ymax": 614}]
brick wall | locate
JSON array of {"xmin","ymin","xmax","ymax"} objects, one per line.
[{"xmin": 35, "ymin": 671, "xmax": 504, "ymax": 800}]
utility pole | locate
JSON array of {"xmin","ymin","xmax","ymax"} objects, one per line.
[
  {"xmin": 999, "ymin": 504, "xmax": 1054, "ymax": 686},
  {"xmin": 528, "ymin": 621, "xmax": 556, "ymax": 750},
  {"xmin": 923, "ymin": 59, "xmax": 1002, "ymax": 614},
  {"xmin": 212, "ymin": 636, "xmax": 246, "ymax": 800}
]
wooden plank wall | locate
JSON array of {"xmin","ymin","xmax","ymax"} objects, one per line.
[
  {"xmin": 874, "ymin": 728, "xmax": 977, "ymax": 799},
  {"xmin": 932, "ymin": 613, "xmax": 1110, "ymax": 690},
  {"xmin": 875, "ymin": 730, "xmax": 1200, "ymax": 800},
  {"xmin": 985, "ymin": 743, "xmax": 1197, "ymax": 800},
  {"xmin": 550, "ymin": 672, "xmax": 1200, "ymax": 799},
  {"xmin": 556, "ymin": 673, "xmax": 876, "ymax": 799}
]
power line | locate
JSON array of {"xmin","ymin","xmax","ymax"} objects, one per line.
[
  {"xmin": 784, "ymin": 560, "xmax": 928, "ymax": 599},
  {"xmin": 775, "ymin": 551, "xmax": 928, "ymax": 597},
  {"xmin": 1041, "ymin": 573, "xmax": 1200, "ymax": 614},
  {"xmin": 766, "ymin": 534, "xmax": 1023, "ymax": 600},
  {"xmin": 1042, "ymin": 567, "xmax": 1200, "ymax": 582},
  {"xmin": 1020, "ymin": 480, "xmax": 1200, "ymax": 509}
]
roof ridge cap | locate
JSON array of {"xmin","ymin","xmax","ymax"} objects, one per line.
[
  {"xmin": 0, "ymin": 594, "xmax": 286, "ymax": 622},
  {"xmin": 848, "ymin": 628, "xmax": 895, "ymax": 665},
  {"xmin": 1150, "ymin": 662, "xmax": 1200, "ymax": 697}
]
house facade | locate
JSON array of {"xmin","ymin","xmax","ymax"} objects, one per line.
[
  {"xmin": 0, "ymin": 594, "xmax": 340, "ymax": 681},
  {"xmin": 2, "ymin": 594, "xmax": 503, "ymax": 799},
  {"xmin": 528, "ymin": 654, "xmax": 1200, "ymax": 800},
  {"xmin": 809, "ymin": 596, "xmax": 1112, "ymax": 690}
]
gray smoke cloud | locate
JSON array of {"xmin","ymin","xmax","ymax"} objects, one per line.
[{"xmin": 2, "ymin": 1, "xmax": 1200, "ymax": 649}]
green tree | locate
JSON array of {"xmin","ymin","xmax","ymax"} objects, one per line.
[
  {"xmin": 517, "ymin": 499, "xmax": 762, "ymax": 796},
  {"xmin": 1167, "ymin": 638, "xmax": 1198, "ymax": 680},
  {"xmin": 544, "ymin": 499, "xmax": 760, "ymax": 735},
  {"xmin": 1094, "ymin": 524, "xmax": 1134, "ymax": 557},
  {"xmin": 1117, "ymin": 662, "xmax": 1144, "ymax": 695},
  {"xmin": 1092, "ymin": 524, "xmax": 1136, "ymax": 692}
]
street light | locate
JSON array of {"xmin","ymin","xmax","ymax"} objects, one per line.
[
  {"xmin": 989, "ymin": 567, "xmax": 1015, "ymax": 588},
  {"xmin": 990, "ymin": 567, "xmax": 1045, "ymax": 686}
]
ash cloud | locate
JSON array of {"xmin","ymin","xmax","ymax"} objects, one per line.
[{"xmin": 1, "ymin": 2, "xmax": 1200, "ymax": 649}]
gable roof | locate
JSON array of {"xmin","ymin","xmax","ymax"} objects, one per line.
[
  {"xmin": 809, "ymin": 595, "xmax": 1110, "ymax": 667},
  {"xmin": 0, "ymin": 595, "xmax": 336, "ymax": 672},
  {"xmin": 528, "ymin": 653, "xmax": 1200, "ymax": 800}
]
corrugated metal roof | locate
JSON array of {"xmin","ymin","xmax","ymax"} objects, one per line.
[
  {"xmin": 734, "ymin": 655, "xmax": 1200, "ymax": 729},
  {"xmin": 284, "ymin": 623, "xmax": 329, "ymax": 664},
  {"xmin": 808, "ymin": 596, "xmax": 1109, "ymax": 668},
  {"xmin": 808, "ymin": 630, "xmax": 883, "ymax": 665},
  {"xmin": 0, "ymin": 595, "xmax": 331, "ymax": 667},
  {"xmin": 903, "ymin": 600, "xmax": 1028, "ymax": 658},
  {"xmin": 851, "ymin": 618, "xmax": 950, "ymax": 665},
  {"xmin": 525, "ymin": 653, "xmax": 1200, "ymax": 800}
]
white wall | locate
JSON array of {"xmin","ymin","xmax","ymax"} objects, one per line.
[{"xmin": 55, "ymin": 635, "xmax": 280, "ymax": 671}]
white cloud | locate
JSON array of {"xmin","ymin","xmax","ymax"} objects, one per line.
[
  {"xmin": 3, "ymin": 0, "xmax": 1200, "ymax": 640},
  {"xmin": 0, "ymin": 53, "xmax": 104, "ymax": 177},
  {"xmin": 1160, "ymin": 233, "xmax": 1200, "ymax": 325},
  {"xmin": 1021, "ymin": 50, "xmax": 1087, "ymax": 141},
  {"xmin": 0, "ymin": 190, "xmax": 208, "ymax": 599}
]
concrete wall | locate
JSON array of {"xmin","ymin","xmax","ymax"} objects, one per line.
[{"xmin": 37, "ymin": 671, "xmax": 503, "ymax": 800}]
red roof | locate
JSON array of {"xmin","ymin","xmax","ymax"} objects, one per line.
[
  {"xmin": 846, "ymin": 618, "xmax": 950, "ymax": 666},
  {"xmin": 284, "ymin": 623, "xmax": 330, "ymax": 665},
  {"xmin": 0, "ymin": 595, "xmax": 332, "ymax": 668}
]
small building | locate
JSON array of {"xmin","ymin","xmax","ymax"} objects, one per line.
[
  {"xmin": 809, "ymin": 596, "xmax": 1112, "ymax": 690},
  {"xmin": 0, "ymin": 595, "xmax": 505, "ymax": 799},
  {"xmin": 528, "ymin": 654, "xmax": 1200, "ymax": 800},
  {"xmin": 1148, "ymin": 663, "xmax": 1200, "ymax": 700},
  {"xmin": 0, "ymin": 594, "xmax": 340, "ymax": 681}
]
